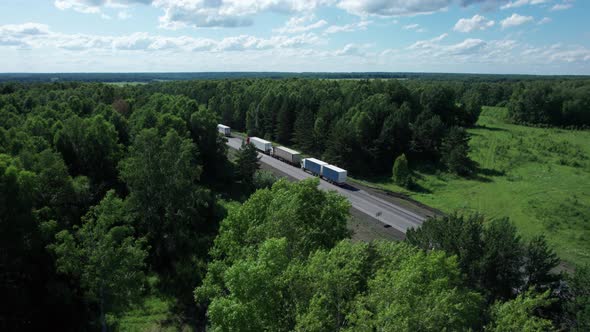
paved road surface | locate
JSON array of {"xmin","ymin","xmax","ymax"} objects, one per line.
[{"xmin": 227, "ymin": 137, "xmax": 425, "ymax": 234}]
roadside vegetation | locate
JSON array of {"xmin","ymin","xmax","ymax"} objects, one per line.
[{"xmin": 353, "ymin": 106, "xmax": 590, "ymax": 266}]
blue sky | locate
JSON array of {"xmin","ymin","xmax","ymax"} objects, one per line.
[{"xmin": 0, "ymin": 0, "xmax": 588, "ymax": 74}]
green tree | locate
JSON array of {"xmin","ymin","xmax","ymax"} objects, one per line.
[
  {"xmin": 49, "ymin": 191, "xmax": 148, "ymax": 332},
  {"xmin": 252, "ymin": 169, "xmax": 278, "ymax": 189},
  {"xmin": 392, "ymin": 153, "xmax": 412, "ymax": 187},
  {"xmin": 481, "ymin": 218, "xmax": 525, "ymax": 300},
  {"xmin": 54, "ymin": 115, "xmax": 122, "ymax": 184},
  {"xmin": 406, "ymin": 213, "xmax": 484, "ymax": 286},
  {"xmin": 524, "ymin": 235, "xmax": 560, "ymax": 290},
  {"xmin": 293, "ymin": 108, "xmax": 315, "ymax": 152},
  {"xmin": 486, "ymin": 290, "xmax": 555, "ymax": 332},
  {"xmin": 295, "ymin": 240, "xmax": 372, "ymax": 332},
  {"xmin": 566, "ymin": 265, "xmax": 590, "ymax": 331},
  {"xmin": 461, "ymin": 88, "xmax": 483, "ymax": 127},
  {"xmin": 235, "ymin": 142, "xmax": 260, "ymax": 185},
  {"xmin": 347, "ymin": 242, "xmax": 483, "ymax": 331},
  {"xmin": 196, "ymin": 179, "xmax": 351, "ymax": 308},
  {"xmin": 407, "ymin": 214, "xmax": 527, "ymax": 301},
  {"xmin": 440, "ymin": 126, "xmax": 474, "ymax": 176},
  {"xmin": 119, "ymin": 128, "xmax": 214, "ymax": 309},
  {"xmin": 206, "ymin": 238, "xmax": 293, "ymax": 332}
]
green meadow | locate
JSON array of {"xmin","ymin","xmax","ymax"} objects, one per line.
[{"xmin": 353, "ymin": 107, "xmax": 590, "ymax": 266}]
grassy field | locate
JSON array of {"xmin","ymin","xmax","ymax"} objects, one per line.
[
  {"xmin": 353, "ymin": 107, "xmax": 590, "ymax": 266},
  {"xmin": 112, "ymin": 276, "xmax": 194, "ymax": 331}
]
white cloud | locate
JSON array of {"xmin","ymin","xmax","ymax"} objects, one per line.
[
  {"xmin": 333, "ymin": 43, "xmax": 373, "ymax": 56},
  {"xmin": 500, "ymin": 0, "xmax": 550, "ymax": 10},
  {"xmin": 454, "ymin": 14, "xmax": 495, "ymax": 32},
  {"xmin": 500, "ymin": 13, "xmax": 533, "ymax": 29},
  {"xmin": 337, "ymin": 0, "xmax": 453, "ymax": 16},
  {"xmin": 54, "ymin": 0, "xmax": 151, "ymax": 14},
  {"xmin": 406, "ymin": 33, "xmax": 520, "ymax": 63},
  {"xmin": 275, "ymin": 15, "xmax": 328, "ymax": 34},
  {"xmin": 537, "ymin": 17, "xmax": 551, "ymax": 24},
  {"xmin": 118, "ymin": 10, "xmax": 132, "ymax": 19},
  {"xmin": 409, "ymin": 33, "xmax": 447, "ymax": 48},
  {"xmin": 323, "ymin": 19, "xmax": 371, "ymax": 34},
  {"xmin": 550, "ymin": 2, "xmax": 573, "ymax": 11},
  {"xmin": 154, "ymin": 0, "xmax": 329, "ymax": 29},
  {"xmin": 0, "ymin": 22, "xmax": 320, "ymax": 53}
]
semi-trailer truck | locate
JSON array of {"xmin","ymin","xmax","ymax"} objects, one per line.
[
  {"xmin": 250, "ymin": 137, "xmax": 272, "ymax": 154},
  {"xmin": 273, "ymin": 146, "xmax": 302, "ymax": 165},
  {"xmin": 321, "ymin": 164, "xmax": 347, "ymax": 185},
  {"xmin": 217, "ymin": 124, "xmax": 231, "ymax": 136},
  {"xmin": 302, "ymin": 158, "xmax": 328, "ymax": 176}
]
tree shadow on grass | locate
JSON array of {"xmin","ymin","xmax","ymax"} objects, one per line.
[
  {"xmin": 473, "ymin": 124, "xmax": 508, "ymax": 132},
  {"xmin": 409, "ymin": 181, "xmax": 432, "ymax": 194},
  {"xmin": 466, "ymin": 167, "xmax": 505, "ymax": 183}
]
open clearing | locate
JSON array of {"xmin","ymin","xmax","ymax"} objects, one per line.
[{"xmin": 353, "ymin": 107, "xmax": 590, "ymax": 266}]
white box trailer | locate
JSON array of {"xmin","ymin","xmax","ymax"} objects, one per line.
[
  {"xmin": 302, "ymin": 158, "xmax": 328, "ymax": 176},
  {"xmin": 321, "ymin": 164, "xmax": 347, "ymax": 184},
  {"xmin": 273, "ymin": 146, "xmax": 302, "ymax": 165},
  {"xmin": 250, "ymin": 137, "xmax": 272, "ymax": 154},
  {"xmin": 217, "ymin": 124, "xmax": 231, "ymax": 136}
]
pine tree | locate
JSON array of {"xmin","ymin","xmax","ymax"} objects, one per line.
[
  {"xmin": 236, "ymin": 142, "xmax": 260, "ymax": 185},
  {"xmin": 293, "ymin": 108, "xmax": 315, "ymax": 152},
  {"xmin": 440, "ymin": 126, "xmax": 474, "ymax": 176}
]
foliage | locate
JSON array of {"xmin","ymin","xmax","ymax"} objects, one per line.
[
  {"xmin": 486, "ymin": 290, "xmax": 556, "ymax": 332},
  {"xmin": 524, "ymin": 236, "xmax": 560, "ymax": 289},
  {"xmin": 441, "ymin": 126, "xmax": 474, "ymax": 175},
  {"xmin": 54, "ymin": 114, "xmax": 122, "ymax": 184},
  {"xmin": 565, "ymin": 265, "xmax": 590, "ymax": 331},
  {"xmin": 407, "ymin": 214, "xmax": 560, "ymax": 301},
  {"xmin": 49, "ymin": 190, "xmax": 148, "ymax": 331},
  {"xmin": 252, "ymin": 169, "xmax": 278, "ymax": 189},
  {"xmin": 508, "ymin": 81, "xmax": 590, "ymax": 127},
  {"xmin": 119, "ymin": 128, "xmax": 216, "ymax": 311},
  {"xmin": 392, "ymin": 153, "xmax": 412, "ymax": 187},
  {"xmin": 235, "ymin": 142, "xmax": 260, "ymax": 185},
  {"xmin": 346, "ymin": 243, "xmax": 483, "ymax": 332}
]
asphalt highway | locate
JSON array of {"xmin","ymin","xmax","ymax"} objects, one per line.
[{"xmin": 227, "ymin": 137, "xmax": 425, "ymax": 234}]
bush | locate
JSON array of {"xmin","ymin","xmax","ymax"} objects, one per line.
[
  {"xmin": 392, "ymin": 153, "xmax": 412, "ymax": 188},
  {"xmin": 252, "ymin": 170, "xmax": 278, "ymax": 189}
]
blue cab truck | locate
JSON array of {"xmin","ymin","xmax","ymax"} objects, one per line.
[{"xmin": 302, "ymin": 158, "xmax": 327, "ymax": 176}]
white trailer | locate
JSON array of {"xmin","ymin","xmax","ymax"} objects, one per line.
[
  {"xmin": 250, "ymin": 137, "xmax": 272, "ymax": 154},
  {"xmin": 217, "ymin": 124, "xmax": 231, "ymax": 137},
  {"xmin": 273, "ymin": 146, "xmax": 302, "ymax": 165}
]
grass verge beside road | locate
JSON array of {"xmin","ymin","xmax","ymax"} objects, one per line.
[{"xmin": 353, "ymin": 107, "xmax": 590, "ymax": 266}]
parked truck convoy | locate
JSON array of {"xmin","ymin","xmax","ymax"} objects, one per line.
[
  {"xmin": 302, "ymin": 158, "xmax": 348, "ymax": 185},
  {"xmin": 272, "ymin": 146, "xmax": 302, "ymax": 165},
  {"xmin": 246, "ymin": 137, "xmax": 348, "ymax": 185},
  {"xmin": 249, "ymin": 137, "xmax": 273, "ymax": 154},
  {"xmin": 217, "ymin": 124, "xmax": 231, "ymax": 136}
]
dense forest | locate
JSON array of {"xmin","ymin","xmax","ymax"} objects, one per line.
[{"xmin": 1, "ymin": 78, "xmax": 589, "ymax": 331}]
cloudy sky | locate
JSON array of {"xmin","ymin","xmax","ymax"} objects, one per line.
[{"xmin": 0, "ymin": 0, "xmax": 588, "ymax": 74}]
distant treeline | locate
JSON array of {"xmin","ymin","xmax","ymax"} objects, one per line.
[
  {"xmin": 141, "ymin": 78, "xmax": 486, "ymax": 176},
  {"xmin": 508, "ymin": 80, "xmax": 590, "ymax": 127},
  {"xmin": 0, "ymin": 71, "xmax": 587, "ymax": 83}
]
